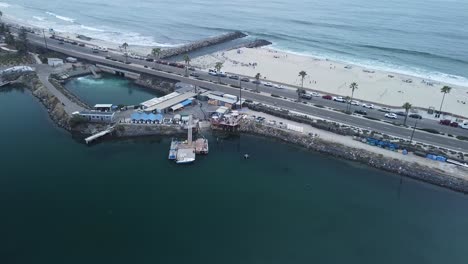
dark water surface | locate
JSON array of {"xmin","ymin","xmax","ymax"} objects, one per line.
[
  {"xmin": 64, "ymin": 73, "xmax": 160, "ymax": 106},
  {"xmin": 1, "ymin": 88, "xmax": 468, "ymax": 264}
]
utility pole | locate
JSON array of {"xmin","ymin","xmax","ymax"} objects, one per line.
[
  {"xmin": 239, "ymin": 78, "xmax": 242, "ymax": 110},
  {"xmin": 42, "ymin": 29, "xmax": 48, "ymax": 49},
  {"xmin": 409, "ymin": 118, "xmax": 419, "ymax": 144}
]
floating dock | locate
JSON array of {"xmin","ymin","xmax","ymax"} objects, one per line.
[
  {"xmin": 168, "ymin": 139, "xmax": 179, "ymax": 160},
  {"xmin": 195, "ymin": 138, "xmax": 209, "ymax": 154},
  {"xmin": 176, "ymin": 143, "xmax": 196, "ymax": 164},
  {"xmin": 84, "ymin": 127, "xmax": 114, "ymax": 144}
]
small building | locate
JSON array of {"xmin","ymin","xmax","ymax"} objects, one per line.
[
  {"xmin": 66, "ymin": 57, "xmax": 78, "ymax": 63},
  {"xmin": 207, "ymin": 93, "xmax": 237, "ymax": 109},
  {"xmin": 78, "ymin": 111, "xmax": 115, "ymax": 123},
  {"xmin": 47, "ymin": 58, "xmax": 64, "ymax": 67},
  {"xmin": 170, "ymin": 99, "xmax": 194, "ymax": 112},
  {"xmin": 131, "ymin": 112, "xmax": 163, "ymax": 123},
  {"xmin": 94, "ymin": 104, "xmax": 115, "ymax": 112}
]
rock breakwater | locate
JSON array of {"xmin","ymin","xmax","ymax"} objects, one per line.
[{"xmin": 240, "ymin": 120, "xmax": 468, "ymax": 194}]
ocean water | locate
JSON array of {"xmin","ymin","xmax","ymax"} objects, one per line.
[
  {"xmin": 2, "ymin": 86, "xmax": 468, "ymax": 263},
  {"xmin": 1, "ymin": 0, "xmax": 468, "ymax": 85}
]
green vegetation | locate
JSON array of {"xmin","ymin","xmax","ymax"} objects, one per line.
[
  {"xmin": 69, "ymin": 115, "xmax": 88, "ymax": 127},
  {"xmin": 402, "ymin": 102, "xmax": 412, "ymax": 125},
  {"xmin": 297, "ymin": 70, "xmax": 307, "ymax": 100},
  {"xmin": 255, "ymin": 72, "xmax": 261, "ymax": 92},
  {"xmin": 438, "ymin": 85, "xmax": 451, "ymax": 116},
  {"xmin": 348, "ymin": 82, "xmax": 358, "ymax": 112},
  {"xmin": 456, "ymin": 135, "xmax": 468, "ymax": 141},
  {"xmin": 215, "ymin": 62, "xmax": 223, "ymax": 83},
  {"xmin": 418, "ymin": 128, "xmax": 440, "ymax": 134}
]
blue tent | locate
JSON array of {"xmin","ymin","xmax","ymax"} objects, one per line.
[
  {"xmin": 131, "ymin": 113, "xmax": 141, "ymax": 120},
  {"xmin": 155, "ymin": 114, "xmax": 163, "ymax": 122},
  {"xmin": 147, "ymin": 113, "xmax": 157, "ymax": 121},
  {"xmin": 181, "ymin": 99, "xmax": 193, "ymax": 107}
]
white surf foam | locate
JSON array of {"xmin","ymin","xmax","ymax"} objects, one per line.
[
  {"xmin": 45, "ymin": 12, "xmax": 75, "ymax": 23},
  {"xmin": 268, "ymin": 45, "xmax": 468, "ymax": 88},
  {"xmin": 32, "ymin": 16, "xmax": 46, "ymax": 21},
  {"xmin": 0, "ymin": 2, "xmax": 11, "ymax": 8}
]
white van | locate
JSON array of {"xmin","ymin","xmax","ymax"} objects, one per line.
[{"xmin": 461, "ymin": 122, "xmax": 468, "ymax": 129}]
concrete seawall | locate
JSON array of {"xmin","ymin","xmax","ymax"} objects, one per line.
[{"xmin": 160, "ymin": 31, "xmax": 247, "ymax": 59}]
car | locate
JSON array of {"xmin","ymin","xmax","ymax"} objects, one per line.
[
  {"xmin": 145, "ymin": 58, "xmax": 154, "ymax": 62},
  {"xmin": 188, "ymin": 67, "xmax": 195, "ymax": 71},
  {"xmin": 190, "ymin": 72, "xmax": 200, "ymax": 77},
  {"xmin": 105, "ymin": 55, "xmax": 112, "ymax": 59},
  {"xmin": 71, "ymin": 41, "xmax": 78, "ymax": 45},
  {"xmin": 354, "ymin": 110, "xmax": 367, "ymax": 115},
  {"xmin": 322, "ymin": 95, "xmax": 333, "ymax": 100},
  {"xmin": 229, "ymin": 75, "xmax": 239, "ymax": 80},
  {"xmin": 176, "ymin": 63, "xmax": 185, "ymax": 69},
  {"xmin": 362, "ymin": 103, "xmax": 375, "ymax": 109},
  {"xmin": 385, "ymin": 113, "xmax": 398, "ymax": 119},
  {"xmin": 409, "ymin": 114, "xmax": 422, "ymax": 119},
  {"xmin": 217, "ymin": 71, "xmax": 227, "ymax": 77},
  {"xmin": 208, "ymin": 69, "xmax": 218, "ymax": 76},
  {"xmin": 241, "ymin": 77, "xmax": 250, "ymax": 82},
  {"xmin": 379, "ymin": 107, "xmax": 392, "ymax": 113},
  {"xmin": 160, "ymin": 60, "xmax": 168, "ymax": 65},
  {"xmin": 310, "ymin": 92, "xmax": 320, "ymax": 97},
  {"xmin": 439, "ymin": 119, "xmax": 451, "ymax": 126},
  {"xmin": 395, "ymin": 111, "xmax": 406, "ymax": 116},
  {"xmin": 78, "ymin": 43, "xmax": 85, "ymax": 47},
  {"xmin": 461, "ymin": 122, "xmax": 468, "ymax": 129},
  {"xmin": 252, "ymin": 80, "xmax": 261, "ymax": 84},
  {"xmin": 350, "ymin": 100, "xmax": 360, "ymax": 105},
  {"xmin": 92, "ymin": 49, "xmax": 99, "ymax": 53},
  {"xmin": 301, "ymin": 93, "xmax": 312, "ymax": 100},
  {"xmin": 450, "ymin": 122, "xmax": 459, "ymax": 128},
  {"xmin": 59, "ymin": 41, "xmax": 64, "ymax": 45},
  {"xmin": 264, "ymin": 82, "xmax": 273, "ymax": 87},
  {"xmin": 168, "ymin": 62, "xmax": 178, "ymax": 67},
  {"xmin": 333, "ymin": 96, "xmax": 346, "ymax": 103}
]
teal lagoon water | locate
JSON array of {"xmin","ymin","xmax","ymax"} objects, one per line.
[
  {"xmin": 2, "ymin": 0, "xmax": 468, "ymax": 86},
  {"xmin": 64, "ymin": 73, "xmax": 161, "ymax": 106},
  {"xmin": 2, "ymin": 88, "xmax": 468, "ymax": 263}
]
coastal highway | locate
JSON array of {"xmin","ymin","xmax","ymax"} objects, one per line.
[{"xmin": 23, "ymin": 31, "xmax": 468, "ymax": 151}]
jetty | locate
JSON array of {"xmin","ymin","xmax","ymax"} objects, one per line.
[
  {"xmin": 160, "ymin": 31, "xmax": 247, "ymax": 59},
  {"xmin": 167, "ymin": 116, "xmax": 209, "ymax": 164},
  {"xmin": 84, "ymin": 127, "xmax": 114, "ymax": 144}
]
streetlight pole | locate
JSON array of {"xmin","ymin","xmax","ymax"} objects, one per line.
[
  {"xmin": 239, "ymin": 78, "xmax": 242, "ymax": 110},
  {"xmin": 42, "ymin": 29, "xmax": 48, "ymax": 49},
  {"xmin": 409, "ymin": 118, "xmax": 419, "ymax": 144}
]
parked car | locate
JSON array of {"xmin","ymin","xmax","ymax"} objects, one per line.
[
  {"xmin": 190, "ymin": 72, "xmax": 200, "ymax": 77},
  {"xmin": 395, "ymin": 111, "xmax": 407, "ymax": 116},
  {"xmin": 409, "ymin": 114, "xmax": 422, "ymax": 119},
  {"xmin": 105, "ymin": 55, "xmax": 112, "ymax": 60},
  {"xmin": 217, "ymin": 71, "xmax": 227, "ymax": 77},
  {"xmin": 264, "ymin": 82, "xmax": 273, "ymax": 87},
  {"xmin": 310, "ymin": 92, "xmax": 320, "ymax": 97},
  {"xmin": 78, "ymin": 43, "xmax": 85, "ymax": 47},
  {"xmin": 354, "ymin": 110, "xmax": 367, "ymax": 115},
  {"xmin": 439, "ymin": 119, "xmax": 451, "ymax": 126},
  {"xmin": 362, "ymin": 103, "xmax": 375, "ymax": 109},
  {"xmin": 333, "ymin": 96, "xmax": 346, "ymax": 103},
  {"xmin": 322, "ymin": 95, "xmax": 333, "ymax": 100},
  {"xmin": 145, "ymin": 58, "xmax": 154, "ymax": 62},
  {"xmin": 461, "ymin": 122, "xmax": 468, "ymax": 129},
  {"xmin": 350, "ymin": 100, "xmax": 360, "ymax": 105},
  {"xmin": 229, "ymin": 75, "xmax": 239, "ymax": 80},
  {"xmin": 241, "ymin": 77, "xmax": 250, "ymax": 82},
  {"xmin": 71, "ymin": 41, "xmax": 78, "ymax": 45},
  {"xmin": 59, "ymin": 41, "xmax": 64, "ymax": 45},
  {"xmin": 301, "ymin": 93, "xmax": 312, "ymax": 100},
  {"xmin": 450, "ymin": 122, "xmax": 459, "ymax": 128},
  {"xmin": 385, "ymin": 113, "xmax": 398, "ymax": 119},
  {"xmin": 188, "ymin": 67, "xmax": 195, "ymax": 71},
  {"xmin": 208, "ymin": 69, "xmax": 218, "ymax": 76}
]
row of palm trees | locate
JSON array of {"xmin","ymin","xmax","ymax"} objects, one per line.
[{"xmin": 124, "ymin": 47, "xmax": 454, "ymax": 120}]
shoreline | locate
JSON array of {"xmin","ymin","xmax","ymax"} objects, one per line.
[
  {"xmin": 8, "ymin": 74, "xmax": 468, "ymax": 194},
  {"xmin": 191, "ymin": 47, "xmax": 468, "ymax": 116}
]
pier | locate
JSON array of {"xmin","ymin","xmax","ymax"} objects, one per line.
[{"xmin": 84, "ymin": 127, "xmax": 114, "ymax": 144}]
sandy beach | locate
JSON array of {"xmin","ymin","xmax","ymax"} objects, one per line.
[{"xmin": 191, "ymin": 47, "xmax": 468, "ymax": 117}]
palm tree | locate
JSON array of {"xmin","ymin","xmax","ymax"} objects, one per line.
[
  {"xmin": 122, "ymin": 42, "xmax": 129, "ymax": 63},
  {"xmin": 402, "ymin": 102, "xmax": 412, "ymax": 126},
  {"xmin": 183, "ymin": 54, "xmax": 191, "ymax": 76},
  {"xmin": 438, "ymin": 86, "xmax": 452, "ymax": 118},
  {"xmin": 298, "ymin": 71, "xmax": 307, "ymax": 101},
  {"xmin": 215, "ymin": 62, "xmax": 223, "ymax": 83},
  {"xmin": 151, "ymin": 47, "xmax": 161, "ymax": 69},
  {"xmin": 255, "ymin": 73, "xmax": 261, "ymax": 92},
  {"xmin": 348, "ymin": 82, "xmax": 358, "ymax": 112}
]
